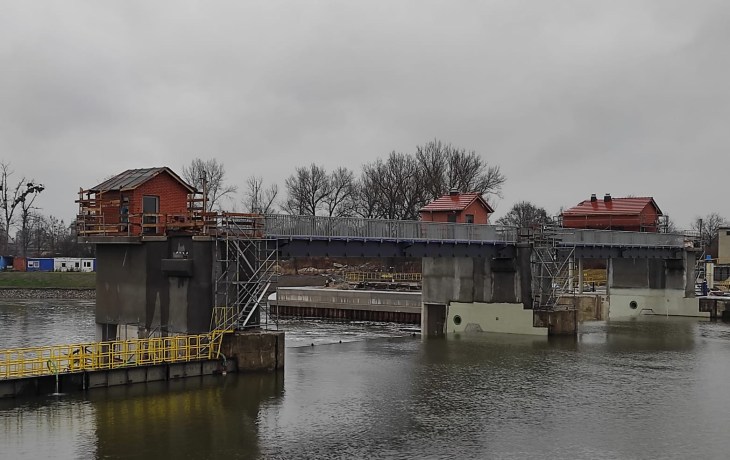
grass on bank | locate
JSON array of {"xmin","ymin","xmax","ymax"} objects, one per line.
[{"xmin": 0, "ymin": 271, "xmax": 96, "ymax": 289}]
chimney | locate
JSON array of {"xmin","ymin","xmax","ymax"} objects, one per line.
[
  {"xmin": 590, "ymin": 194, "xmax": 597, "ymax": 202},
  {"xmin": 449, "ymin": 188, "xmax": 459, "ymax": 196},
  {"xmin": 604, "ymin": 193, "xmax": 612, "ymax": 202}
]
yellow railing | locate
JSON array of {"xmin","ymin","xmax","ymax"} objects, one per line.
[
  {"xmin": 345, "ymin": 272, "xmax": 422, "ymax": 283},
  {"xmin": 0, "ymin": 332, "xmax": 226, "ymax": 380},
  {"xmin": 211, "ymin": 306, "xmax": 238, "ymax": 333}
]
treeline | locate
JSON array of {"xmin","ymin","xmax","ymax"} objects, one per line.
[{"xmin": 236, "ymin": 139, "xmax": 506, "ymax": 220}]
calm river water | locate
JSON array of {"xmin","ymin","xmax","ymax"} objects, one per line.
[{"xmin": 3, "ymin": 299, "xmax": 730, "ymax": 459}]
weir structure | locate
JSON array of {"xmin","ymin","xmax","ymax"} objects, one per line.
[
  {"xmin": 1, "ymin": 211, "xmax": 701, "ymax": 397},
  {"xmin": 259, "ymin": 215, "xmax": 701, "ymax": 336}
]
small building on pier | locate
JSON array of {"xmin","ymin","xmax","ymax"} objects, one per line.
[
  {"xmin": 419, "ymin": 190, "xmax": 494, "ymax": 224},
  {"xmin": 77, "ymin": 167, "xmax": 199, "ymax": 237},
  {"xmin": 561, "ymin": 194, "xmax": 663, "ymax": 232}
]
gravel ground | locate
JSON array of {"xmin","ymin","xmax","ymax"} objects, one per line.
[{"xmin": 0, "ymin": 288, "xmax": 95, "ymax": 299}]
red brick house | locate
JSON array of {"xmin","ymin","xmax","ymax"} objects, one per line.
[
  {"xmin": 561, "ymin": 194, "xmax": 663, "ymax": 232},
  {"xmin": 77, "ymin": 167, "xmax": 198, "ymax": 236},
  {"xmin": 419, "ymin": 191, "xmax": 494, "ymax": 224}
]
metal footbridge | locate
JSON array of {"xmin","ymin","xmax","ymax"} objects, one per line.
[{"xmin": 261, "ymin": 214, "xmax": 687, "ymax": 259}]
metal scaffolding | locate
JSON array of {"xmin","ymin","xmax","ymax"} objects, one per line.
[
  {"xmin": 210, "ymin": 215, "xmax": 279, "ymax": 333},
  {"xmin": 531, "ymin": 226, "xmax": 576, "ymax": 311}
]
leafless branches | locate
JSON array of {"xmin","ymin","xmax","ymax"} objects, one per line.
[{"xmin": 182, "ymin": 158, "xmax": 238, "ymax": 212}]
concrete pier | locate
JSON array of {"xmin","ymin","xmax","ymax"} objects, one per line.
[{"xmin": 607, "ymin": 255, "xmax": 706, "ymax": 318}]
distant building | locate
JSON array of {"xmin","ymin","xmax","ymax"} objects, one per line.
[
  {"xmin": 26, "ymin": 257, "xmax": 54, "ymax": 272},
  {"xmin": 718, "ymin": 226, "xmax": 730, "ymax": 265},
  {"xmin": 561, "ymin": 194, "xmax": 663, "ymax": 232},
  {"xmin": 53, "ymin": 257, "xmax": 96, "ymax": 272},
  {"xmin": 0, "ymin": 256, "xmax": 13, "ymax": 271},
  {"xmin": 419, "ymin": 191, "xmax": 494, "ymax": 224},
  {"xmin": 77, "ymin": 167, "xmax": 197, "ymax": 236}
]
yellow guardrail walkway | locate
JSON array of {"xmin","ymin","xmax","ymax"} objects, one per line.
[
  {"xmin": 0, "ymin": 332, "xmax": 227, "ymax": 380},
  {"xmin": 345, "ymin": 272, "xmax": 422, "ymax": 283}
]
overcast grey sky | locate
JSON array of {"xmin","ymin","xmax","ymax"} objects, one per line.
[{"xmin": 1, "ymin": 1, "xmax": 727, "ymax": 228}]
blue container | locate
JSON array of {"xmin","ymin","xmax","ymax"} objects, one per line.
[{"xmin": 27, "ymin": 258, "xmax": 54, "ymax": 272}]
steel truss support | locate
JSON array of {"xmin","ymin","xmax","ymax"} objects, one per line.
[
  {"xmin": 531, "ymin": 227, "xmax": 577, "ymax": 311},
  {"xmin": 210, "ymin": 215, "xmax": 279, "ymax": 333}
]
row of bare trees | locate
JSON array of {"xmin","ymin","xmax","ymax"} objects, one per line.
[
  {"xmin": 182, "ymin": 140, "xmax": 506, "ymax": 220},
  {"xmin": 277, "ymin": 140, "xmax": 506, "ymax": 220}
]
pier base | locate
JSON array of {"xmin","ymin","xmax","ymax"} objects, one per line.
[{"xmin": 220, "ymin": 330, "xmax": 285, "ymax": 372}]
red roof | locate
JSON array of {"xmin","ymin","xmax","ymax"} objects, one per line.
[
  {"xmin": 88, "ymin": 167, "xmax": 196, "ymax": 193},
  {"xmin": 420, "ymin": 192, "xmax": 495, "ymax": 213},
  {"xmin": 562, "ymin": 196, "xmax": 662, "ymax": 217}
]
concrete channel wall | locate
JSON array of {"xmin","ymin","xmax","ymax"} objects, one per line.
[{"xmin": 272, "ymin": 287, "xmax": 422, "ymax": 323}]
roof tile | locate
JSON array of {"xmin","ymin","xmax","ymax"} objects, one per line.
[
  {"xmin": 87, "ymin": 167, "xmax": 196, "ymax": 193},
  {"xmin": 420, "ymin": 192, "xmax": 494, "ymax": 213},
  {"xmin": 562, "ymin": 197, "xmax": 662, "ymax": 216}
]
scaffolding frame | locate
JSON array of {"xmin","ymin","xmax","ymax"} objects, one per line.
[
  {"xmin": 531, "ymin": 226, "xmax": 577, "ymax": 311},
  {"xmin": 210, "ymin": 215, "xmax": 279, "ymax": 333}
]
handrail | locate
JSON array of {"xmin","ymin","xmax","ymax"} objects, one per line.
[
  {"xmin": 76, "ymin": 211, "xmax": 688, "ymax": 249},
  {"xmin": 262, "ymin": 214, "xmax": 518, "ymax": 243},
  {"xmin": 345, "ymin": 272, "xmax": 422, "ymax": 283},
  {"xmin": 0, "ymin": 332, "xmax": 227, "ymax": 380}
]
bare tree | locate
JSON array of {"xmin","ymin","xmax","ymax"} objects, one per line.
[
  {"xmin": 1, "ymin": 162, "xmax": 44, "ymax": 254},
  {"xmin": 416, "ymin": 139, "xmax": 506, "ymax": 200},
  {"xmin": 692, "ymin": 212, "xmax": 728, "ymax": 251},
  {"xmin": 323, "ymin": 167, "xmax": 356, "ymax": 217},
  {"xmin": 17, "ymin": 181, "xmax": 45, "ymax": 257},
  {"xmin": 496, "ymin": 201, "xmax": 550, "ymax": 228},
  {"xmin": 283, "ymin": 164, "xmax": 331, "ymax": 216},
  {"xmin": 447, "ymin": 148, "xmax": 505, "ymax": 198},
  {"xmin": 352, "ymin": 178, "xmax": 380, "ymax": 219},
  {"xmin": 182, "ymin": 158, "xmax": 238, "ymax": 212},
  {"xmin": 362, "ymin": 152, "xmax": 424, "ymax": 220},
  {"xmin": 415, "ymin": 140, "xmax": 448, "ymax": 201},
  {"xmin": 660, "ymin": 215, "xmax": 679, "ymax": 233},
  {"xmin": 243, "ymin": 176, "xmax": 279, "ymax": 214}
]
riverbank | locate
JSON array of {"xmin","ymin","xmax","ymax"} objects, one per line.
[
  {"xmin": 0, "ymin": 272, "xmax": 96, "ymax": 289},
  {"xmin": 0, "ymin": 273, "xmax": 324, "ymax": 300}
]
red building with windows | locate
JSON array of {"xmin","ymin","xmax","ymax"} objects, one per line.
[
  {"xmin": 419, "ymin": 191, "xmax": 494, "ymax": 224},
  {"xmin": 561, "ymin": 194, "xmax": 663, "ymax": 232},
  {"xmin": 77, "ymin": 167, "xmax": 199, "ymax": 236}
]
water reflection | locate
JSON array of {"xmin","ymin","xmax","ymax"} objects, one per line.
[
  {"xmin": 4, "ymin": 300, "xmax": 730, "ymax": 458},
  {"xmin": 90, "ymin": 372, "xmax": 284, "ymax": 459}
]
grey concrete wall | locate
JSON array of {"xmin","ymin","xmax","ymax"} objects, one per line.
[
  {"xmin": 95, "ymin": 238, "xmax": 216, "ymax": 339},
  {"xmin": 220, "ymin": 331, "xmax": 284, "ymax": 372},
  {"xmin": 275, "ymin": 287, "xmax": 421, "ymax": 314},
  {"xmin": 422, "ymin": 303, "xmax": 446, "ymax": 337},
  {"xmin": 422, "ymin": 251, "xmax": 531, "ymax": 308},
  {"xmin": 610, "ymin": 258, "xmax": 650, "ymax": 289},
  {"xmin": 609, "ymin": 255, "xmax": 691, "ymax": 292}
]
